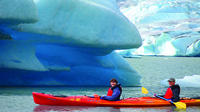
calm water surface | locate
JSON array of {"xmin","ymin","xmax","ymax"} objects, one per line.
[{"xmin": 0, "ymin": 56, "xmax": 200, "ymax": 112}]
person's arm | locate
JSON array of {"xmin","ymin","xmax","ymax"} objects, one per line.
[{"xmin": 100, "ymin": 88, "xmax": 120, "ymax": 101}]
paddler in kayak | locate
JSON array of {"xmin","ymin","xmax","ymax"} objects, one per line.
[
  {"xmin": 99, "ymin": 78, "xmax": 122, "ymax": 101},
  {"xmin": 155, "ymin": 78, "xmax": 180, "ymax": 102}
]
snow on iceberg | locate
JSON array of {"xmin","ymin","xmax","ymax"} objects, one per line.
[
  {"xmin": 118, "ymin": 0, "xmax": 200, "ymax": 57},
  {"xmin": 161, "ymin": 75, "xmax": 200, "ymax": 88},
  {"xmin": 119, "ymin": 0, "xmax": 191, "ymax": 24},
  {"xmin": 0, "ymin": 0, "xmax": 142, "ymax": 86}
]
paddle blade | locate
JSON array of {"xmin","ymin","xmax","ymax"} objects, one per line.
[
  {"xmin": 174, "ymin": 102, "xmax": 187, "ymax": 109},
  {"xmin": 142, "ymin": 87, "xmax": 149, "ymax": 94}
]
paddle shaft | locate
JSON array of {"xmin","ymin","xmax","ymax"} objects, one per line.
[
  {"xmin": 155, "ymin": 95, "xmax": 174, "ymax": 103},
  {"xmin": 142, "ymin": 87, "xmax": 174, "ymax": 103}
]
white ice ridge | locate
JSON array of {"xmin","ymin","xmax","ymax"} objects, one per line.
[
  {"xmin": 186, "ymin": 40, "xmax": 200, "ymax": 56},
  {"xmin": 161, "ymin": 75, "xmax": 200, "ymax": 88}
]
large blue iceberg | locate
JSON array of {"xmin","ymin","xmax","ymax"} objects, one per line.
[
  {"xmin": 118, "ymin": 0, "xmax": 200, "ymax": 57},
  {"xmin": 0, "ymin": 0, "xmax": 142, "ymax": 86}
]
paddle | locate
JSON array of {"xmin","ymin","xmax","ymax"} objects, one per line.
[{"xmin": 141, "ymin": 87, "xmax": 186, "ymax": 109}]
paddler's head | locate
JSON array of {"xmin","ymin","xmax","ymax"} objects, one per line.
[
  {"xmin": 168, "ymin": 78, "xmax": 176, "ymax": 86},
  {"xmin": 110, "ymin": 78, "xmax": 118, "ymax": 87}
]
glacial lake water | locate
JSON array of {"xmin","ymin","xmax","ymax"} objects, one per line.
[{"xmin": 0, "ymin": 56, "xmax": 200, "ymax": 112}]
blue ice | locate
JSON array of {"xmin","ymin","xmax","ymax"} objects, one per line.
[{"xmin": 0, "ymin": 0, "xmax": 142, "ymax": 86}]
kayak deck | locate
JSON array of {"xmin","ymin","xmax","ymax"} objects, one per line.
[{"xmin": 32, "ymin": 92, "xmax": 200, "ymax": 107}]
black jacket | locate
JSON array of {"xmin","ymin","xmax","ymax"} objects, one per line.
[{"xmin": 170, "ymin": 84, "xmax": 180, "ymax": 102}]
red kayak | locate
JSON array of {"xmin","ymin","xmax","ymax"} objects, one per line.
[{"xmin": 32, "ymin": 92, "xmax": 200, "ymax": 107}]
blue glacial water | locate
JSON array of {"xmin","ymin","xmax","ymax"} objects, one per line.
[{"xmin": 0, "ymin": 56, "xmax": 200, "ymax": 112}]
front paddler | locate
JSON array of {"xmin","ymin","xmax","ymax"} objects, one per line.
[{"xmin": 100, "ymin": 78, "xmax": 122, "ymax": 101}]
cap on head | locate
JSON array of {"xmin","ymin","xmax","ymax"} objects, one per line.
[
  {"xmin": 110, "ymin": 78, "xmax": 118, "ymax": 84},
  {"xmin": 168, "ymin": 78, "xmax": 175, "ymax": 82}
]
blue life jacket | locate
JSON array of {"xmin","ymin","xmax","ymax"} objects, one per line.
[{"xmin": 100, "ymin": 84, "xmax": 122, "ymax": 101}]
